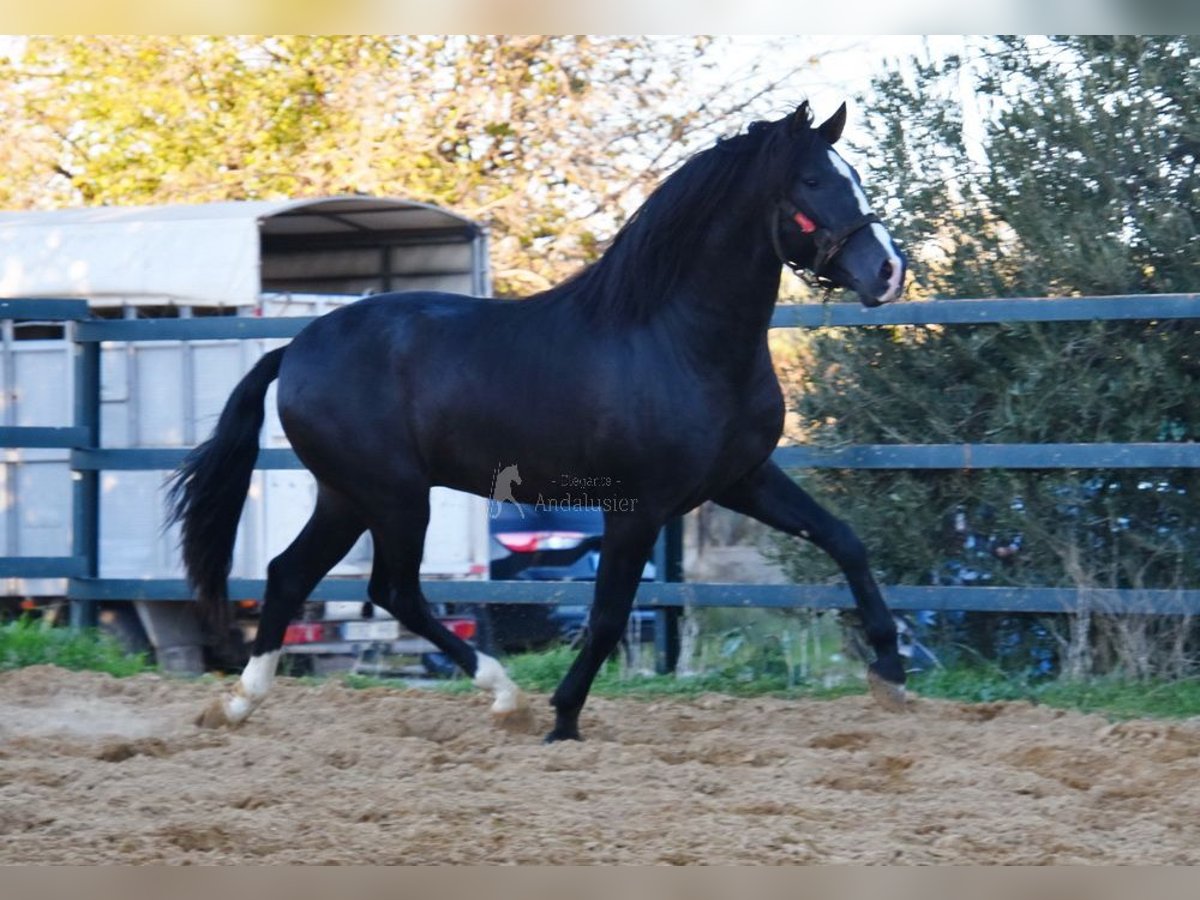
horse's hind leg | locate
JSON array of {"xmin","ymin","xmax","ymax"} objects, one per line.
[
  {"xmin": 370, "ymin": 496, "xmax": 528, "ymax": 727},
  {"xmin": 714, "ymin": 460, "xmax": 907, "ymax": 710},
  {"xmin": 196, "ymin": 486, "xmax": 365, "ymax": 728}
]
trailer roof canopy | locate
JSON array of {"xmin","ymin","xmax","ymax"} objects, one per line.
[{"xmin": 0, "ymin": 197, "xmax": 483, "ymax": 308}]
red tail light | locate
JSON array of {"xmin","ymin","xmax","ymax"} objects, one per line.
[
  {"xmin": 283, "ymin": 623, "xmax": 325, "ymax": 644},
  {"xmin": 442, "ymin": 618, "xmax": 477, "ymax": 641},
  {"xmin": 495, "ymin": 531, "xmax": 586, "ymax": 553}
]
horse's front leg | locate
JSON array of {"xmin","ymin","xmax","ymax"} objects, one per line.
[
  {"xmin": 714, "ymin": 460, "xmax": 907, "ymax": 709},
  {"xmin": 546, "ymin": 514, "xmax": 661, "ymax": 742}
]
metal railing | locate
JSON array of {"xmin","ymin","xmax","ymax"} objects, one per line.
[{"xmin": 2, "ymin": 293, "xmax": 1199, "ymax": 631}]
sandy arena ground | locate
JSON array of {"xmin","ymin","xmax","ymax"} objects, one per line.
[{"xmin": 1, "ymin": 664, "xmax": 1198, "ymax": 864}]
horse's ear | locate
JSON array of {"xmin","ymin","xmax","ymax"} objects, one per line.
[
  {"xmin": 788, "ymin": 101, "xmax": 812, "ymax": 135},
  {"xmin": 817, "ymin": 102, "xmax": 848, "ymax": 145}
]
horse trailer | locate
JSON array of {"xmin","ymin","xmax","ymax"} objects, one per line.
[{"xmin": 0, "ymin": 197, "xmax": 493, "ymax": 673}]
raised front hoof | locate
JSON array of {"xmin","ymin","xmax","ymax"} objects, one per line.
[
  {"xmin": 543, "ymin": 726, "xmax": 583, "ymax": 744},
  {"xmin": 491, "ymin": 691, "xmax": 536, "ymax": 734},
  {"xmin": 866, "ymin": 666, "xmax": 910, "ymax": 713},
  {"xmin": 194, "ymin": 698, "xmax": 236, "ymax": 730}
]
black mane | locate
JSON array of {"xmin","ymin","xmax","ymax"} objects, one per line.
[{"xmin": 537, "ymin": 108, "xmax": 813, "ymax": 323}]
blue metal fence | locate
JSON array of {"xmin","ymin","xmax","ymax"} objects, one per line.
[{"xmin": 2, "ymin": 292, "xmax": 1199, "ymax": 623}]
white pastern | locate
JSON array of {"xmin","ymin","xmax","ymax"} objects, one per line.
[
  {"xmin": 828, "ymin": 149, "xmax": 903, "ymax": 303},
  {"xmin": 473, "ymin": 652, "xmax": 522, "ymax": 714},
  {"xmin": 222, "ymin": 650, "xmax": 280, "ymax": 725}
]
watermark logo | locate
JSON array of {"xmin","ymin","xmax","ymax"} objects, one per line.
[
  {"xmin": 489, "ymin": 463, "xmax": 524, "ymax": 519},
  {"xmin": 490, "ymin": 462, "xmax": 639, "ymax": 516},
  {"xmin": 540, "ymin": 471, "xmax": 638, "ymax": 513}
]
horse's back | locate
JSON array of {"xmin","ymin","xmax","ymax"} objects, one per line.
[
  {"xmin": 281, "ymin": 291, "xmax": 489, "ymax": 373},
  {"xmin": 275, "ymin": 290, "xmax": 558, "ymax": 491}
]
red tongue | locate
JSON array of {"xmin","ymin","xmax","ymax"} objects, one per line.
[{"xmin": 793, "ymin": 210, "xmax": 818, "ymax": 234}]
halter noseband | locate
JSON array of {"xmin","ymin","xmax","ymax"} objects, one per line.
[{"xmin": 771, "ymin": 198, "xmax": 881, "ymax": 290}]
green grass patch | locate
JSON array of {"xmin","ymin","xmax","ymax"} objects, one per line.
[
  {"xmin": 1028, "ymin": 676, "xmax": 1200, "ymax": 719},
  {"xmin": 907, "ymin": 665, "xmax": 1045, "ymax": 704},
  {"xmin": 0, "ymin": 617, "xmax": 151, "ymax": 677},
  {"xmin": 335, "ymin": 671, "xmax": 475, "ymax": 694},
  {"xmin": 909, "ymin": 665, "xmax": 1200, "ymax": 719},
  {"xmin": 492, "ymin": 645, "xmax": 863, "ymax": 700},
  {"xmin": 329, "ymin": 645, "xmax": 862, "ymax": 701},
  {"xmin": 398, "ymin": 649, "xmax": 1200, "ymax": 720},
  {"xmin": 5, "ymin": 618, "xmax": 1196, "ymax": 723}
]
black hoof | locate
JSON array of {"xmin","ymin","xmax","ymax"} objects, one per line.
[
  {"xmin": 870, "ymin": 655, "xmax": 907, "ymax": 686},
  {"xmin": 867, "ymin": 663, "xmax": 909, "ymax": 713},
  {"xmin": 543, "ymin": 728, "xmax": 583, "ymax": 744}
]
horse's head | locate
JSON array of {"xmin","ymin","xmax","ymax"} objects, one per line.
[{"xmin": 766, "ymin": 101, "xmax": 906, "ymax": 307}]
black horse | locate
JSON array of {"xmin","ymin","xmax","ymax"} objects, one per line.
[{"xmin": 171, "ymin": 101, "xmax": 907, "ymax": 740}]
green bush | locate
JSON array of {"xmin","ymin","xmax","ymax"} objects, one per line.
[
  {"xmin": 769, "ymin": 37, "xmax": 1200, "ymax": 679},
  {"xmin": 0, "ymin": 617, "xmax": 151, "ymax": 677}
]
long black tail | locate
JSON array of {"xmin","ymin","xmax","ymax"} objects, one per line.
[{"xmin": 167, "ymin": 347, "xmax": 286, "ymax": 639}]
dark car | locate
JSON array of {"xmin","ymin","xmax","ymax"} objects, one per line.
[{"xmin": 477, "ymin": 502, "xmax": 657, "ymax": 655}]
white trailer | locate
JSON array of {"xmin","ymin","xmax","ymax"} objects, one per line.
[{"xmin": 0, "ymin": 197, "xmax": 493, "ymax": 672}]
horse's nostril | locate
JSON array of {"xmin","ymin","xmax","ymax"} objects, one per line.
[{"xmin": 879, "ymin": 260, "xmax": 894, "ymax": 281}]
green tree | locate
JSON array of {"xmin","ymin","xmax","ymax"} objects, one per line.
[
  {"xmin": 0, "ymin": 35, "xmax": 798, "ymax": 297},
  {"xmin": 774, "ymin": 36, "xmax": 1200, "ymax": 677}
]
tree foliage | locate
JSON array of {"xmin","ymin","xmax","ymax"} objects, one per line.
[
  {"xmin": 774, "ymin": 37, "xmax": 1200, "ymax": 676},
  {"xmin": 0, "ymin": 35, "xmax": 787, "ymax": 296},
  {"xmin": 852, "ymin": 36, "xmax": 1198, "ymax": 299}
]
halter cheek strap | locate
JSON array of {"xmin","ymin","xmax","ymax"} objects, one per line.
[{"xmin": 772, "ymin": 199, "xmax": 881, "ymax": 286}]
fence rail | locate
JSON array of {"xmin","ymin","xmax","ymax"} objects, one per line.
[
  {"xmin": 2, "ymin": 293, "xmax": 1199, "ymax": 619},
  {"xmin": 67, "ymin": 442, "xmax": 1200, "ymax": 474},
  {"xmin": 0, "ymin": 427, "xmax": 89, "ymax": 449},
  {"xmin": 772, "ymin": 442, "xmax": 1200, "ymax": 470},
  {"xmin": 769, "ymin": 293, "xmax": 1200, "ymax": 327},
  {"xmin": 65, "ymin": 577, "xmax": 1200, "ymax": 617}
]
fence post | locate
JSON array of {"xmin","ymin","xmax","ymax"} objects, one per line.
[
  {"xmin": 69, "ymin": 324, "xmax": 100, "ymax": 630},
  {"xmin": 652, "ymin": 517, "xmax": 683, "ymax": 674}
]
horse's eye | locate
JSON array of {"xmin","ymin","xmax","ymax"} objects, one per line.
[{"xmin": 802, "ymin": 178, "xmax": 820, "ymax": 189}]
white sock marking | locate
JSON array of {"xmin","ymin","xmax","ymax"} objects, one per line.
[
  {"xmin": 222, "ymin": 650, "xmax": 280, "ymax": 725},
  {"xmin": 828, "ymin": 149, "xmax": 904, "ymax": 304},
  {"xmin": 473, "ymin": 652, "xmax": 521, "ymax": 714}
]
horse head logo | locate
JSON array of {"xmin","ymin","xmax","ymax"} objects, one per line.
[{"xmin": 489, "ymin": 463, "xmax": 524, "ymax": 519}]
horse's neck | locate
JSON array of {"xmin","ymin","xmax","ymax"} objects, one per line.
[{"xmin": 661, "ymin": 230, "xmax": 783, "ymax": 374}]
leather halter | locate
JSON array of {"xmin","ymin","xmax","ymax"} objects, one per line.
[{"xmin": 771, "ymin": 198, "xmax": 881, "ymax": 289}]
